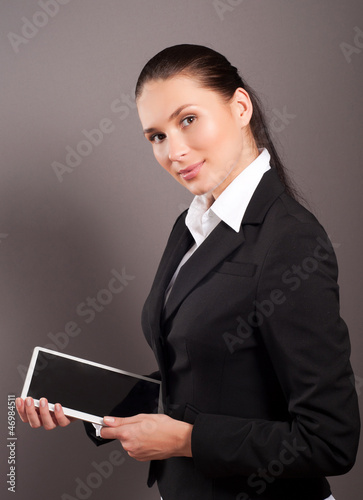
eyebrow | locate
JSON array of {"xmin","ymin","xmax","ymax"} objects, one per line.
[{"xmin": 143, "ymin": 104, "xmax": 194, "ymax": 135}]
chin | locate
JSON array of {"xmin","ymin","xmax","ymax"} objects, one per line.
[
  {"xmin": 186, "ymin": 185, "xmax": 212, "ymax": 196},
  {"xmin": 178, "ymin": 172, "xmax": 221, "ymax": 197}
]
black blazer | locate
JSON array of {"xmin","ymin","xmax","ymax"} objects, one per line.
[{"xmin": 141, "ymin": 168, "xmax": 360, "ymax": 500}]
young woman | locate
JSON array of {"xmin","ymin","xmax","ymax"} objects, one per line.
[{"xmin": 17, "ymin": 44, "xmax": 360, "ymax": 500}]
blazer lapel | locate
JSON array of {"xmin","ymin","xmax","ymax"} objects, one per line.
[
  {"xmin": 163, "ymin": 168, "xmax": 285, "ymax": 324},
  {"xmin": 145, "ymin": 212, "xmax": 194, "ymax": 336},
  {"xmin": 163, "ymin": 220, "xmax": 245, "ymax": 323}
]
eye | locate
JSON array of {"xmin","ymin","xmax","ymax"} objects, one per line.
[
  {"xmin": 149, "ymin": 133, "xmax": 166, "ymax": 144},
  {"xmin": 181, "ymin": 115, "xmax": 196, "ymax": 128}
]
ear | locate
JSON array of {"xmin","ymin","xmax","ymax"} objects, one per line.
[{"xmin": 230, "ymin": 87, "xmax": 253, "ymax": 128}]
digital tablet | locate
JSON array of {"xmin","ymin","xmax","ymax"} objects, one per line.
[{"xmin": 20, "ymin": 347, "xmax": 162, "ymax": 426}]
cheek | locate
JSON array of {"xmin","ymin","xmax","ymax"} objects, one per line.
[
  {"xmin": 195, "ymin": 121, "xmax": 221, "ymax": 149},
  {"xmin": 194, "ymin": 117, "xmax": 235, "ymax": 153},
  {"xmin": 153, "ymin": 148, "xmax": 178, "ymax": 177},
  {"xmin": 153, "ymin": 146, "xmax": 168, "ymax": 167}
]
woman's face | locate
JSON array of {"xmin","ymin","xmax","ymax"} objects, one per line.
[{"xmin": 136, "ymin": 76, "xmax": 258, "ymax": 199}]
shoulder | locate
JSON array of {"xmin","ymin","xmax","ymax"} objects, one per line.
[
  {"xmin": 242, "ymin": 174, "xmax": 340, "ymax": 281},
  {"xmin": 254, "ymin": 188, "xmax": 326, "ymax": 243},
  {"xmin": 244, "ymin": 167, "xmax": 322, "ymax": 236},
  {"xmin": 276, "ymin": 192, "xmax": 319, "ymax": 226},
  {"xmin": 258, "ymin": 192, "xmax": 339, "ymax": 284}
]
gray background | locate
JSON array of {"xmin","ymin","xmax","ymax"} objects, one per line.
[{"xmin": 1, "ymin": 0, "xmax": 362, "ymax": 498}]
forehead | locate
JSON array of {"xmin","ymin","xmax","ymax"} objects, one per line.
[{"xmin": 136, "ymin": 76, "xmax": 224, "ymax": 126}]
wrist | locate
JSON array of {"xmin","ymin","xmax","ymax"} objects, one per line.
[{"xmin": 174, "ymin": 421, "xmax": 193, "ymax": 458}]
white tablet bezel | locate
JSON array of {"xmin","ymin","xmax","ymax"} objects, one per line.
[{"xmin": 20, "ymin": 347, "xmax": 162, "ymax": 425}]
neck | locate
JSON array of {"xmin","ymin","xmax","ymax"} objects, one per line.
[{"xmin": 212, "ymin": 141, "xmax": 260, "ymax": 200}]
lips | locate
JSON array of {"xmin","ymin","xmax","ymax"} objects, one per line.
[{"xmin": 179, "ymin": 161, "xmax": 205, "ymax": 180}]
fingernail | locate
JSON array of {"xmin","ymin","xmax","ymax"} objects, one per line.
[
  {"xmin": 40, "ymin": 398, "xmax": 46, "ymax": 408},
  {"xmin": 26, "ymin": 398, "xmax": 32, "ymax": 407},
  {"xmin": 103, "ymin": 417, "xmax": 115, "ymax": 424},
  {"xmin": 16, "ymin": 398, "xmax": 21, "ymax": 408},
  {"xmin": 55, "ymin": 403, "xmax": 61, "ymax": 412}
]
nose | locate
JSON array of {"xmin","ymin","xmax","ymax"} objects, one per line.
[{"xmin": 168, "ymin": 134, "xmax": 189, "ymax": 162}]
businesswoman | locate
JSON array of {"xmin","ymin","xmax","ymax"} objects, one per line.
[{"xmin": 17, "ymin": 45, "xmax": 360, "ymax": 500}]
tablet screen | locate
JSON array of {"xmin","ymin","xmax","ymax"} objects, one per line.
[{"xmin": 21, "ymin": 348, "xmax": 161, "ymax": 424}]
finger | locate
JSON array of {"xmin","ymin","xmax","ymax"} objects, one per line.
[
  {"xmin": 100, "ymin": 425, "xmax": 118, "ymax": 440},
  {"xmin": 53, "ymin": 403, "xmax": 74, "ymax": 427},
  {"xmin": 99, "ymin": 423, "xmax": 136, "ymax": 442},
  {"xmin": 102, "ymin": 414, "xmax": 145, "ymax": 427},
  {"xmin": 102, "ymin": 416, "xmax": 125, "ymax": 427},
  {"xmin": 38, "ymin": 398, "xmax": 58, "ymax": 430},
  {"xmin": 16, "ymin": 398, "xmax": 29, "ymax": 423},
  {"xmin": 24, "ymin": 397, "xmax": 42, "ymax": 428}
]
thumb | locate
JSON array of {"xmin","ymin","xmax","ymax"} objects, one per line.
[{"xmin": 102, "ymin": 416, "xmax": 123, "ymax": 426}]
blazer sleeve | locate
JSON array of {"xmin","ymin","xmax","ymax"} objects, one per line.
[{"xmin": 191, "ymin": 222, "xmax": 360, "ymax": 478}]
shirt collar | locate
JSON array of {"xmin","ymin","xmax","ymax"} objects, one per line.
[
  {"xmin": 186, "ymin": 148, "xmax": 271, "ymax": 240},
  {"xmin": 210, "ymin": 148, "xmax": 271, "ymax": 232}
]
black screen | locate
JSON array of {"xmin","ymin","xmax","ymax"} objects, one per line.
[{"xmin": 28, "ymin": 352, "xmax": 160, "ymax": 419}]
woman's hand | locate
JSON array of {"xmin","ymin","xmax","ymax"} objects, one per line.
[
  {"xmin": 16, "ymin": 397, "xmax": 75, "ymax": 430},
  {"xmin": 100, "ymin": 413, "xmax": 193, "ymax": 461}
]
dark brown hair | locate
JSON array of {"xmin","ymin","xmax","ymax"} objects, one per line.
[{"xmin": 135, "ymin": 44, "xmax": 299, "ymax": 200}]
